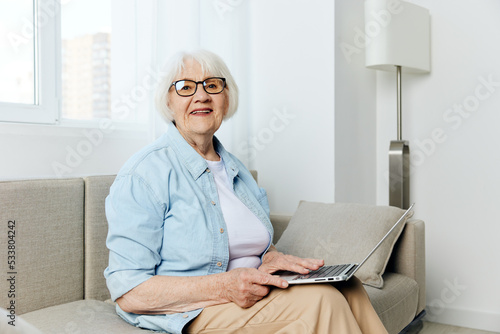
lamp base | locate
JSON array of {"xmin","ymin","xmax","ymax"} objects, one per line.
[{"xmin": 389, "ymin": 140, "xmax": 410, "ymax": 209}]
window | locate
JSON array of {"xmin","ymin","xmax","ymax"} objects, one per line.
[
  {"xmin": 0, "ymin": 0, "xmax": 154, "ymax": 126},
  {"xmin": 0, "ymin": 0, "xmax": 35, "ymax": 105},
  {"xmin": 0, "ymin": 0, "xmax": 58, "ymax": 124}
]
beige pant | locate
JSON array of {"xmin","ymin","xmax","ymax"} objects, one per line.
[{"xmin": 186, "ymin": 276, "xmax": 388, "ymax": 334}]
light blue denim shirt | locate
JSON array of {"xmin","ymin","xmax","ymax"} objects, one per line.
[{"xmin": 104, "ymin": 122, "xmax": 274, "ymax": 334}]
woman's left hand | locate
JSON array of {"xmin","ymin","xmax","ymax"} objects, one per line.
[{"xmin": 258, "ymin": 245, "xmax": 324, "ymax": 275}]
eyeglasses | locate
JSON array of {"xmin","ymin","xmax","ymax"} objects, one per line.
[{"xmin": 171, "ymin": 77, "xmax": 226, "ymax": 97}]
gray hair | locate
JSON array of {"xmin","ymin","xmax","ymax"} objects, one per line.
[{"xmin": 155, "ymin": 50, "xmax": 239, "ymax": 122}]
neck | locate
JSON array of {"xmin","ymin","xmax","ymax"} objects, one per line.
[{"xmin": 178, "ymin": 129, "xmax": 220, "ymax": 161}]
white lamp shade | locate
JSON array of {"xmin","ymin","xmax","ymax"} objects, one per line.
[{"xmin": 365, "ymin": 0, "xmax": 430, "ymax": 73}]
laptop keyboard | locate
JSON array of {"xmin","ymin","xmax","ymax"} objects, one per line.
[{"xmin": 301, "ymin": 264, "xmax": 351, "ymax": 279}]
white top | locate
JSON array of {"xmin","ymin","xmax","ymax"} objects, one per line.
[{"xmin": 206, "ymin": 159, "xmax": 270, "ymax": 271}]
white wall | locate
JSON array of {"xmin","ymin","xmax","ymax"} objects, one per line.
[
  {"xmin": 245, "ymin": 0, "xmax": 336, "ymax": 214},
  {"xmin": 375, "ymin": 0, "xmax": 500, "ymax": 331},
  {"xmin": 335, "ymin": 0, "xmax": 377, "ymax": 204},
  {"xmin": 0, "ymin": 123, "xmax": 148, "ymax": 180},
  {"xmin": 242, "ymin": 0, "xmax": 377, "ymax": 213}
]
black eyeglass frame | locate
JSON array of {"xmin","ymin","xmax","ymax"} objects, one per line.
[{"xmin": 170, "ymin": 77, "xmax": 227, "ymax": 97}]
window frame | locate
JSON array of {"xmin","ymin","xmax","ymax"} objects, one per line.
[{"xmin": 0, "ymin": 0, "xmax": 60, "ymax": 125}]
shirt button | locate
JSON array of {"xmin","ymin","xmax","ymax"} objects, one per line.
[
  {"xmin": 216, "ymin": 262, "xmax": 222, "ymax": 267},
  {"xmin": 211, "ymin": 201, "xmax": 216, "ymax": 205},
  {"xmin": 183, "ymin": 314, "xmax": 189, "ymax": 318},
  {"xmin": 220, "ymin": 228, "xmax": 224, "ymax": 234},
  {"xmin": 206, "ymin": 168, "xmax": 211, "ymax": 173}
]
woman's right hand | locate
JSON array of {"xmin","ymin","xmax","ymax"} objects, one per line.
[
  {"xmin": 115, "ymin": 268, "xmax": 289, "ymax": 314},
  {"xmin": 220, "ymin": 268, "xmax": 288, "ymax": 308}
]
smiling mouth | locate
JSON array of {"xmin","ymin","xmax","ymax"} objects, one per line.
[{"xmin": 190, "ymin": 110, "xmax": 213, "ymax": 115}]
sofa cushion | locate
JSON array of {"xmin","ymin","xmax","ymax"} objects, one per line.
[
  {"xmin": 84, "ymin": 175, "xmax": 116, "ymax": 301},
  {"xmin": 21, "ymin": 300, "xmax": 153, "ymax": 333},
  {"xmin": 0, "ymin": 307, "xmax": 43, "ymax": 334},
  {"xmin": 365, "ymin": 273, "xmax": 419, "ymax": 334},
  {"xmin": 0, "ymin": 178, "xmax": 84, "ymax": 314},
  {"xmin": 275, "ymin": 201, "xmax": 412, "ymax": 288}
]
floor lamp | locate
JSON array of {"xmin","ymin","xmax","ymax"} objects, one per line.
[{"xmin": 365, "ymin": 0, "xmax": 430, "ymax": 209}]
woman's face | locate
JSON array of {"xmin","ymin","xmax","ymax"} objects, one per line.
[{"xmin": 168, "ymin": 59, "xmax": 229, "ymax": 143}]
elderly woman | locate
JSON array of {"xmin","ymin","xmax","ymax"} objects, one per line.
[{"xmin": 104, "ymin": 50, "xmax": 388, "ymax": 334}]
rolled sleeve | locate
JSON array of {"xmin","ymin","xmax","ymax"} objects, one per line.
[{"xmin": 104, "ymin": 174, "xmax": 166, "ymax": 301}]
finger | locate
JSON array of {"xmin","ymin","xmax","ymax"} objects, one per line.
[
  {"xmin": 251, "ymin": 284, "xmax": 271, "ymax": 298},
  {"xmin": 286, "ymin": 262, "xmax": 313, "ymax": 274},
  {"xmin": 260, "ymin": 257, "xmax": 311, "ymax": 274},
  {"xmin": 289, "ymin": 257, "xmax": 324, "ymax": 270},
  {"xmin": 300, "ymin": 258, "xmax": 325, "ymax": 270},
  {"xmin": 255, "ymin": 272, "xmax": 289, "ymax": 288},
  {"xmin": 276, "ymin": 258, "xmax": 323, "ymax": 275}
]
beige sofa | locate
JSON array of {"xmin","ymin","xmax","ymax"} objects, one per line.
[{"xmin": 0, "ymin": 175, "xmax": 425, "ymax": 334}]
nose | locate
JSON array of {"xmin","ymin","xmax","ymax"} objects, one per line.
[{"xmin": 193, "ymin": 82, "xmax": 211, "ymax": 101}]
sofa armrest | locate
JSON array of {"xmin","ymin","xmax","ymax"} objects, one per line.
[{"xmin": 386, "ymin": 219, "xmax": 426, "ymax": 314}]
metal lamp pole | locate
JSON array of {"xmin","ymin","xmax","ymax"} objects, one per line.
[{"xmin": 389, "ymin": 65, "xmax": 410, "ymax": 209}]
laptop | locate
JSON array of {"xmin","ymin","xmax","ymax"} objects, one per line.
[{"xmin": 277, "ymin": 203, "xmax": 414, "ymax": 285}]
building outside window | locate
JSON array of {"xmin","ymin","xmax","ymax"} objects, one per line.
[{"xmin": 62, "ymin": 32, "xmax": 111, "ymax": 120}]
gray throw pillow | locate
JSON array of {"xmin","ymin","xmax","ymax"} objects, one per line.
[{"xmin": 275, "ymin": 201, "xmax": 413, "ymax": 288}]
